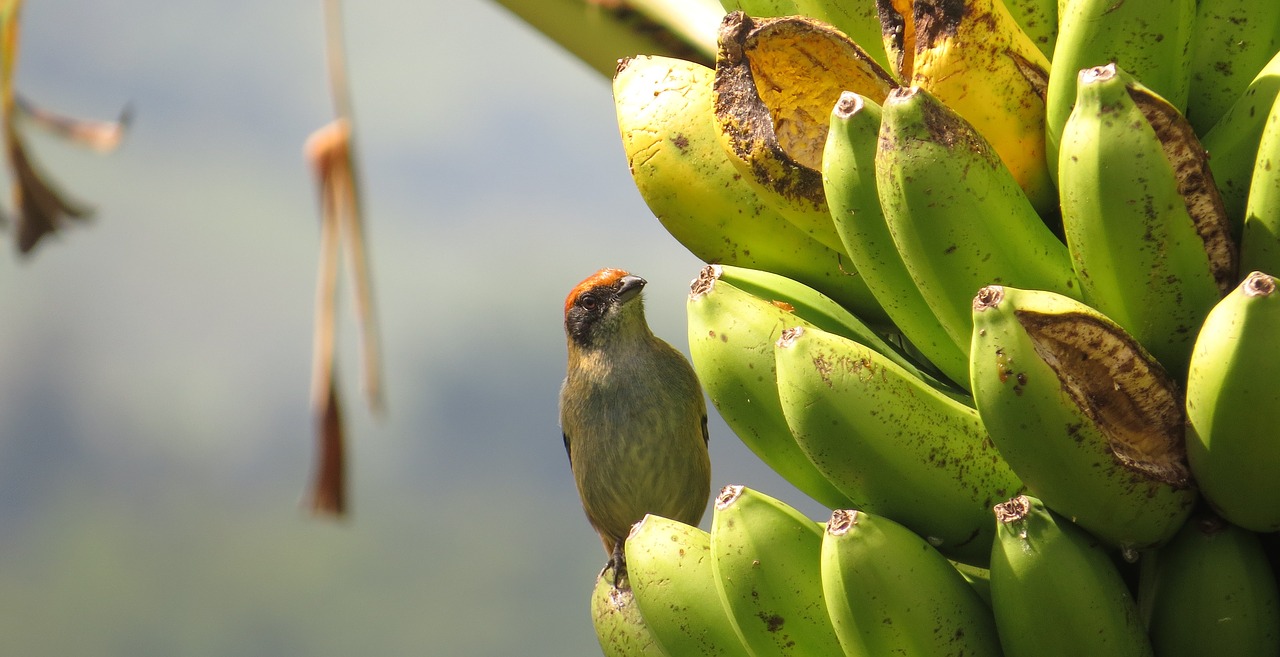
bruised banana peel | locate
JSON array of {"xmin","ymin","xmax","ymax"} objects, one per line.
[
  {"xmin": 713, "ymin": 11, "xmax": 894, "ymax": 256},
  {"xmin": 970, "ymin": 285, "xmax": 1196, "ymax": 553}
]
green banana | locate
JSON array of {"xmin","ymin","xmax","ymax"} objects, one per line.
[
  {"xmin": 876, "ymin": 84, "xmax": 1080, "ymax": 357},
  {"xmin": 686, "ymin": 265, "xmax": 857, "ymax": 510},
  {"xmin": 970, "ymin": 285, "xmax": 1197, "ymax": 552},
  {"xmin": 1003, "ymin": 0, "xmax": 1056, "ymax": 59},
  {"xmin": 822, "ymin": 90, "xmax": 970, "ymax": 388},
  {"xmin": 612, "ymin": 53, "xmax": 884, "ymax": 318},
  {"xmin": 592, "ymin": 565, "xmax": 671, "ymax": 657},
  {"xmin": 1186, "ymin": 0, "xmax": 1280, "ymax": 136},
  {"xmin": 1057, "ymin": 62, "xmax": 1235, "ymax": 379},
  {"xmin": 1243, "ymin": 93, "xmax": 1280, "ymax": 277},
  {"xmin": 1185, "ymin": 271, "xmax": 1280, "ymax": 532},
  {"xmin": 990, "ymin": 495, "xmax": 1155, "ymax": 657},
  {"xmin": 713, "ymin": 12, "xmax": 894, "ymax": 263},
  {"xmin": 1044, "ymin": 0, "xmax": 1196, "ymax": 171},
  {"xmin": 952, "ymin": 560, "xmax": 992, "ymax": 607},
  {"xmin": 1203, "ymin": 49, "xmax": 1280, "ymax": 238},
  {"xmin": 709, "ymin": 263, "xmax": 902, "ymax": 356},
  {"xmin": 1138, "ymin": 511, "xmax": 1280, "ymax": 657},
  {"xmin": 774, "ymin": 324, "xmax": 1022, "ymax": 565},
  {"xmin": 624, "ymin": 515, "xmax": 752, "ymax": 657},
  {"xmin": 820, "ymin": 508, "xmax": 1002, "ymax": 656},
  {"xmin": 710, "ymin": 485, "xmax": 844, "ymax": 657}
]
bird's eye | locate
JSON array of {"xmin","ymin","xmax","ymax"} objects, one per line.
[{"xmin": 579, "ymin": 296, "xmax": 597, "ymax": 310}]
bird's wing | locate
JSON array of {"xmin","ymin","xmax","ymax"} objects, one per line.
[
  {"xmin": 563, "ymin": 431, "xmax": 572, "ymax": 464},
  {"xmin": 701, "ymin": 414, "xmax": 709, "ymax": 446}
]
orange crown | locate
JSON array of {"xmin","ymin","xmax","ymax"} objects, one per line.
[{"xmin": 564, "ymin": 268, "xmax": 631, "ymax": 316}]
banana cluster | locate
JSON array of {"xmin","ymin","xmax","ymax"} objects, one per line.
[{"xmin": 600, "ymin": 0, "xmax": 1280, "ymax": 655}]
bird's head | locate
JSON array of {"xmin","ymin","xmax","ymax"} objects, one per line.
[{"xmin": 564, "ymin": 268, "xmax": 651, "ymax": 349}]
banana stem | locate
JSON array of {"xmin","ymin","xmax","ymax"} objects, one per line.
[{"xmin": 487, "ymin": 0, "xmax": 717, "ymax": 79}]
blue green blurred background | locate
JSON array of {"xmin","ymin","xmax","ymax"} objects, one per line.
[{"xmin": 0, "ymin": 1, "xmax": 826, "ymax": 654}]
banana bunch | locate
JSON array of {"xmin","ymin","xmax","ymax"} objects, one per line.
[
  {"xmin": 595, "ymin": 487, "xmax": 1008, "ymax": 657},
  {"xmin": 597, "ymin": 0, "xmax": 1280, "ymax": 654}
]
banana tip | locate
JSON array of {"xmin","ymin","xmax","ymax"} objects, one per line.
[
  {"xmin": 689, "ymin": 264, "xmax": 721, "ymax": 299},
  {"xmin": 973, "ymin": 285, "xmax": 1005, "ymax": 311},
  {"xmin": 715, "ymin": 484, "xmax": 745, "ymax": 509},
  {"xmin": 1244, "ymin": 271, "xmax": 1277, "ymax": 297},
  {"xmin": 826, "ymin": 509, "xmax": 859, "ymax": 535},
  {"xmin": 993, "ymin": 495, "xmax": 1031, "ymax": 524},
  {"xmin": 834, "ymin": 91, "xmax": 864, "ymax": 119},
  {"xmin": 776, "ymin": 326, "xmax": 804, "ymax": 348}
]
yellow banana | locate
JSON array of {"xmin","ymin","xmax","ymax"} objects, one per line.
[
  {"xmin": 892, "ymin": 0, "xmax": 1057, "ymax": 216},
  {"xmin": 713, "ymin": 12, "xmax": 894, "ymax": 259},
  {"xmin": 613, "ymin": 53, "xmax": 885, "ymax": 319}
]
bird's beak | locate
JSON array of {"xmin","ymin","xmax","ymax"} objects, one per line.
[{"xmin": 617, "ymin": 275, "xmax": 646, "ymax": 303}]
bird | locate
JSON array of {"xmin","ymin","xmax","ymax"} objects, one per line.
[{"xmin": 559, "ymin": 267, "xmax": 712, "ymax": 586}]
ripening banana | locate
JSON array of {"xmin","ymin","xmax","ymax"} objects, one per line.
[
  {"xmin": 970, "ymin": 285, "xmax": 1197, "ymax": 552},
  {"xmin": 822, "ymin": 91, "xmax": 971, "ymax": 389},
  {"xmin": 774, "ymin": 324, "xmax": 1022, "ymax": 566},
  {"xmin": 893, "ymin": 0, "xmax": 1056, "ymax": 217},
  {"xmin": 1185, "ymin": 0, "xmax": 1280, "ymax": 136},
  {"xmin": 876, "ymin": 85, "xmax": 1080, "ymax": 358},
  {"xmin": 875, "ymin": 0, "xmax": 914, "ymax": 82},
  {"xmin": 1185, "ymin": 271, "xmax": 1280, "ymax": 533},
  {"xmin": 1243, "ymin": 94, "xmax": 1280, "ymax": 277},
  {"xmin": 1058, "ymin": 62, "xmax": 1235, "ymax": 380},
  {"xmin": 1138, "ymin": 511, "xmax": 1280, "ymax": 657},
  {"xmin": 820, "ymin": 508, "xmax": 1002, "ymax": 657},
  {"xmin": 1203, "ymin": 49, "xmax": 1280, "ymax": 237},
  {"xmin": 612, "ymin": 54, "xmax": 885, "ymax": 320},
  {"xmin": 1045, "ymin": 0, "xmax": 1195, "ymax": 173},
  {"xmin": 710, "ymin": 485, "xmax": 844, "ymax": 657},
  {"xmin": 686, "ymin": 265, "xmax": 857, "ymax": 510},
  {"xmin": 624, "ymin": 515, "xmax": 752, "ymax": 657},
  {"xmin": 989, "ymin": 495, "xmax": 1156, "ymax": 657},
  {"xmin": 719, "ymin": 0, "xmax": 891, "ymax": 71},
  {"xmin": 592, "ymin": 565, "xmax": 671, "ymax": 657},
  {"xmin": 713, "ymin": 12, "xmax": 894, "ymax": 260}
]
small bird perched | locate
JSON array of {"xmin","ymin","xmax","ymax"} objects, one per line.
[{"xmin": 559, "ymin": 268, "xmax": 712, "ymax": 585}]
